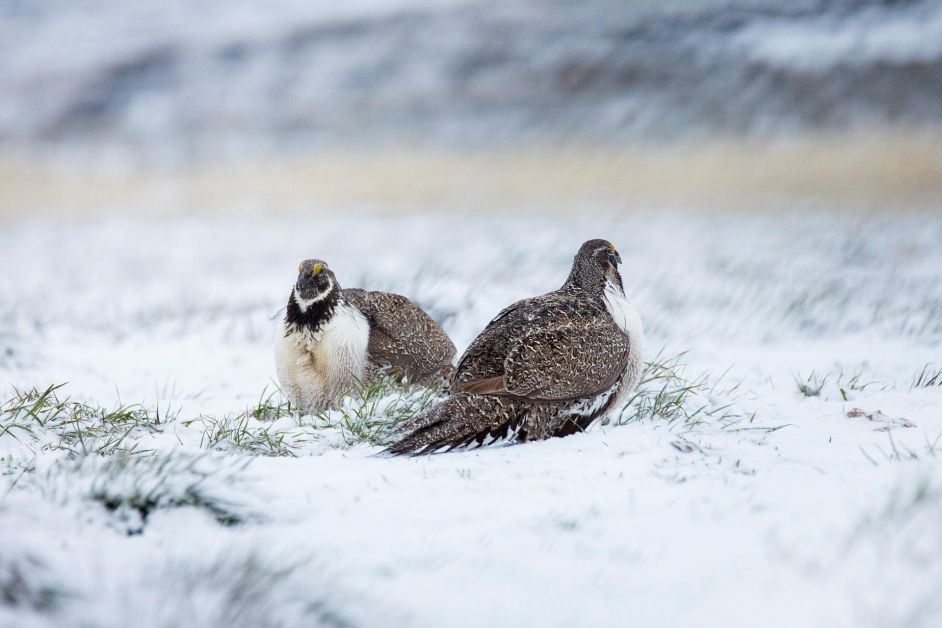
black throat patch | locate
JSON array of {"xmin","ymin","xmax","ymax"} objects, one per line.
[{"xmin": 284, "ymin": 287, "xmax": 341, "ymax": 336}]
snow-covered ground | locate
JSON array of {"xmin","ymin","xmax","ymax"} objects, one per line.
[{"xmin": 2, "ymin": 208, "xmax": 941, "ymax": 627}]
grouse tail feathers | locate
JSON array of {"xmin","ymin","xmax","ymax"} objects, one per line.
[{"xmin": 384, "ymin": 393, "xmax": 527, "ymax": 456}]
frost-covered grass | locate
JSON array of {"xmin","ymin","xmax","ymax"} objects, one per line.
[
  {"xmin": 1, "ymin": 353, "xmax": 720, "ymax": 461},
  {"xmin": 2, "ymin": 209, "xmax": 942, "ymax": 627},
  {"xmin": 0, "ymin": 376, "xmax": 442, "ymax": 460},
  {"xmin": 0, "ymin": 384, "xmax": 166, "ymax": 459},
  {"xmin": 612, "ymin": 350, "xmax": 750, "ymax": 429},
  {"xmin": 32, "ymin": 452, "xmax": 257, "ymax": 531}
]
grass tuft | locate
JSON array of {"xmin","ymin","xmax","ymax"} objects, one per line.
[
  {"xmin": 185, "ymin": 375, "xmax": 446, "ymax": 455},
  {"xmin": 187, "ymin": 386, "xmax": 299, "ymax": 456},
  {"xmin": 911, "ymin": 364, "xmax": 942, "ymax": 389},
  {"xmin": 122, "ymin": 551, "xmax": 358, "ymax": 627},
  {"xmin": 0, "ymin": 556, "xmax": 64, "ymax": 612},
  {"xmin": 0, "ymin": 384, "xmax": 164, "ymax": 457},
  {"xmin": 311, "ymin": 373, "xmax": 447, "ymax": 447},
  {"xmin": 795, "ymin": 370, "xmax": 828, "ymax": 398},
  {"xmin": 186, "ymin": 412, "xmax": 297, "ymax": 457},
  {"xmin": 243, "ymin": 386, "xmax": 296, "ymax": 422},
  {"xmin": 834, "ymin": 368, "xmax": 878, "ymax": 401},
  {"xmin": 32, "ymin": 452, "xmax": 256, "ymax": 533},
  {"xmin": 611, "ymin": 350, "xmax": 749, "ymax": 429}
]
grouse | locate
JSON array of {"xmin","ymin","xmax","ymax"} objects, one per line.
[
  {"xmin": 387, "ymin": 239, "xmax": 643, "ymax": 455},
  {"xmin": 275, "ymin": 259, "xmax": 456, "ymax": 414}
]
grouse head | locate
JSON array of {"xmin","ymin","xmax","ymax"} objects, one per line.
[
  {"xmin": 293, "ymin": 259, "xmax": 340, "ymax": 309},
  {"xmin": 565, "ymin": 239, "xmax": 623, "ymax": 295}
]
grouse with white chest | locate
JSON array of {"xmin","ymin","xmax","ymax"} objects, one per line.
[
  {"xmin": 386, "ymin": 239, "xmax": 643, "ymax": 455},
  {"xmin": 276, "ymin": 259, "xmax": 456, "ymax": 414}
]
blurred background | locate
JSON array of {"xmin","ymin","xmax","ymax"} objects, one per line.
[{"xmin": 1, "ymin": 0, "xmax": 941, "ymax": 220}]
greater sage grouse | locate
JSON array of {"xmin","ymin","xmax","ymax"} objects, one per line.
[
  {"xmin": 387, "ymin": 239, "xmax": 643, "ymax": 455},
  {"xmin": 276, "ymin": 259, "xmax": 456, "ymax": 414}
]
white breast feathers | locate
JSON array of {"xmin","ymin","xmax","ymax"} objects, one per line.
[
  {"xmin": 601, "ymin": 278, "xmax": 645, "ymax": 417},
  {"xmin": 603, "ymin": 279, "xmax": 644, "ymax": 351},
  {"xmin": 274, "ymin": 302, "xmax": 370, "ymax": 414}
]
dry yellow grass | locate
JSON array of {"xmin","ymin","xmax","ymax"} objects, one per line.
[{"xmin": 1, "ymin": 131, "xmax": 940, "ymax": 221}]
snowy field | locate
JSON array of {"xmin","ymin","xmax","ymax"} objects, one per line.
[{"xmin": 2, "ymin": 208, "xmax": 941, "ymax": 627}]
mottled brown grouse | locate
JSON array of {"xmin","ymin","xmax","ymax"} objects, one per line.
[
  {"xmin": 387, "ymin": 239, "xmax": 643, "ymax": 455},
  {"xmin": 275, "ymin": 259, "xmax": 456, "ymax": 414}
]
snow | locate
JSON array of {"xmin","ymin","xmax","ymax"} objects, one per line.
[
  {"xmin": 2, "ymin": 208, "xmax": 941, "ymax": 627},
  {"xmin": 735, "ymin": 2, "xmax": 942, "ymax": 72},
  {"xmin": 5, "ymin": 0, "xmax": 942, "ymax": 161}
]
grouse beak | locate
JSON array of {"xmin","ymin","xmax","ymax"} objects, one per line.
[
  {"xmin": 609, "ymin": 245, "xmax": 622, "ymax": 266},
  {"xmin": 296, "ymin": 262, "xmax": 327, "ymax": 294}
]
